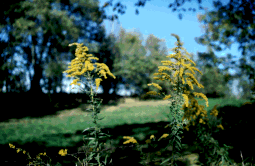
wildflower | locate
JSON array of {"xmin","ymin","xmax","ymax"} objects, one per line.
[
  {"xmin": 9, "ymin": 143, "xmax": 15, "ymax": 149},
  {"xmin": 210, "ymin": 104, "xmax": 220, "ymax": 117},
  {"xmin": 182, "ymin": 94, "xmax": 189, "ymax": 107},
  {"xmin": 150, "ymin": 135, "xmax": 155, "ymax": 139},
  {"xmin": 147, "ymin": 83, "xmax": 162, "ymax": 90},
  {"xmin": 160, "ymin": 134, "xmax": 169, "ymax": 139},
  {"xmin": 123, "ymin": 136, "xmax": 138, "ymax": 144},
  {"xmin": 193, "ymin": 92, "xmax": 209, "ymax": 107},
  {"xmin": 16, "ymin": 148, "xmax": 21, "ymax": 153},
  {"xmin": 146, "ymin": 91, "xmax": 159, "ymax": 96},
  {"xmin": 63, "ymin": 43, "xmax": 116, "ymax": 89},
  {"xmin": 58, "ymin": 149, "xmax": 68, "ymax": 156},
  {"xmin": 217, "ymin": 124, "xmax": 224, "ymax": 130},
  {"xmin": 70, "ymin": 78, "xmax": 81, "ymax": 86},
  {"xmin": 38, "ymin": 152, "xmax": 46, "ymax": 156},
  {"xmin": 95, "ymin": 78, "xmax": 102, "ymax": 90},
  {"xmin": 163, "ymin": 95, "xmax": 171, "ymax": 100}
]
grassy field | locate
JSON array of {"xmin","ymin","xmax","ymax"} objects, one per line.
[{"xmin": 1, "ymin": 97, "xmax": 252, "ymax": 166}]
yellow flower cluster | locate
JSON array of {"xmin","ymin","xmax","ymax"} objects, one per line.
[
  {"xmin": 123, "ymin": 136, "xmax": 138, "ymax": 144},
  {"xmin": 147, "ymin": 83, "xmax": 162, "ymax": 91},
  {"xmin": 58, "ymin": 149, "xmax": 68, "ymax": 156},
  {"xmin": 210, "ymin": 104, "xmax": 220, "ymax": 117},
  {"xmin": 181, "ymin": 95, "xmax": 224, "ymax": 132},
  {"xmin": 9, "ymin": 143, "xmax": 26, "ymax": 154},
  {"xmin": 146, "ymin": 34, "xmax": 208, "ymax": 109},
  {"xmin": 63, "ymin": 43, "xmax": 116, "ymax": 91}
]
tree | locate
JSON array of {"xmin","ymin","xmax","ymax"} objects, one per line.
[
  {"xmin": 1, "ymin": 0, "xmax": 107, "ymax": 94},
  {"xmin": 190, "ymin": 46, "xmax": 236, "ymax": 98},
  {"xmin": 111, "ymin": 27, "xmax": 178, "ymax": 98},
  {"xmin": 100, "ymin": 0, "xmax": 255, "ymax": 100},
  {"xmin": 0, "ymin": 34, "xmax": 29, "ymax": 93},
  {"xmin": 100, "ymin": 0, "xmax": 206, "ymax": 21},
  {"xmin": 195, "ymin": 1, "xmax": 255, "ymax": 99},
  {"xmin": 112, "ymin": 27, "xmax": 148, "ymax": 96},
  {"xmin": 142, "ymin": 34, "xmax": 177, "ymax": 98},
  {"xmin": 42, "ymin": 55, "xmax": 68, "ymax": 93}
]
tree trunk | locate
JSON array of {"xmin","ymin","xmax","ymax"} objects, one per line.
[{"xmin": 28, "ymin": 44, "xmax": 43, "ymax": 94}]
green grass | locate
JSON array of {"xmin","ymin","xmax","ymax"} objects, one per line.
[{"xmin": 1, "ymin": 97, "xmax": 252, "ymax": 165}]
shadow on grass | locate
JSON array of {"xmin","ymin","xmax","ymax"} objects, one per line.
[
  {"xmin": 2, "ymin": 115, "xmax": 255, "ymax": 166},
  {"xmin": 1, "ymin": 99, "xmax": 255, "ymax": 165},
  {"xmin": 0, "ymin": 97, "xmax": 123, "ymax": 123}
]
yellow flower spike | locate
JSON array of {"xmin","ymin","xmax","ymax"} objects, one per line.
[
  {"xmin": 58, "ymin": 149, "xmax": 68, "ymax": 156},
  {"xmin": 150, "ymin": 135, "xmax": 155, "ymax": 139},
  {"xmin": 9, "ymin": 143, "xmax": 15, "ymax": 149},
  {"xmin": 123, "ymin": 136, "xmax": 138, "ymax": 144},
  {"xmin": 217, "ymin": 124, "xmax": 224, "ymax": 130},
  {"xmin": 23, "ymin": 150, "xmax": 26, "ymax": 154},
  {"xmin": 39, "ymin": 152, "xmax": 46, "ymax": 156},
  {"xmin": 160, "ymin": 134, "xmax": 169, "ymax": 139},
  {"xmin": 163, "ymin": 95, "xmax": 171, "ymax": 100},
  {"xmin": 193, "ymin": 92, "xmax": 209, "ymax": 107},
  {"xmin": 148, "ymin": 83, "xmax": 162, "ymax": 90},
  {"xmin": 146, "ymin": 91, "xmax": 159, "ymax": 96},
  {"xmin": 16, "ymin": 148, "xmax": 21, "ymax": 153},
  {"xmin": 182, "ymin": 94, "xmax": 189, "ymax": 107},
  {"xmin": 95, "ymin": 78, "xmax": 102, "ymax": 91},
  {"xmin": 64, "ymin": 43, "xmax": 116, "ymax": 90}
]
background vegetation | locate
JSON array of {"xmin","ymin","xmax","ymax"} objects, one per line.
[{"xmin": 1, "ymin": 0, "xmax": 255, "ymax": 165}]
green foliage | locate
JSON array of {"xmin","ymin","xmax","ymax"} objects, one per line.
[
  {"xmin": 3, "ymin": 97, "xmax": 253, "ymax": 165},
  {"xmin": 3, "ymin": 33, "xmax": 254, "ymax": 166},
  {"xmin": 195, "ymin": 67, "xmax": 231, "ymax": 98},
  {"xmin": 196, "ymin": 1, "xmax": 255, "ymax": 103},
  {"xmin": 113, "ymin": 27, "xmax": 175, "ymax": 98},
  {"xmin": 1, "ymin": 0, "xmax": 106, "ymax": 94}
]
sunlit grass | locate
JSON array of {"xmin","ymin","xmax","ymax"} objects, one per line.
[
  {"xmin": 1, "ymin": 97, "xmax": 250, "ymax": 147},
  {"xmin": 2, "ymin": 98, "xmax": 253, "ymax": 165}
]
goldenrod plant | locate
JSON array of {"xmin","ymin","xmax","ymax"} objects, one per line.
[
  {"xmin": 7, "ymin": 35, "xmax": 251, "ymax": 166},
  {"xmin": 122, "ymin": 34, "xmax": 234, "ymax": 166},
  {"xmin": 61, "ymin": 43, "xmax": 116, "ymax": 166}
]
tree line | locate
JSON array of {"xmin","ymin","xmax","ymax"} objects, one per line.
[{"xmin": 1, "ymin": 0, "xmax": 254, "ymax": 101}]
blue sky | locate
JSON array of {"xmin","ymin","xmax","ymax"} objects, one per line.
[{"xmin": 1, "ymin": 0, "xmax": 247, "ymax": 98}]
